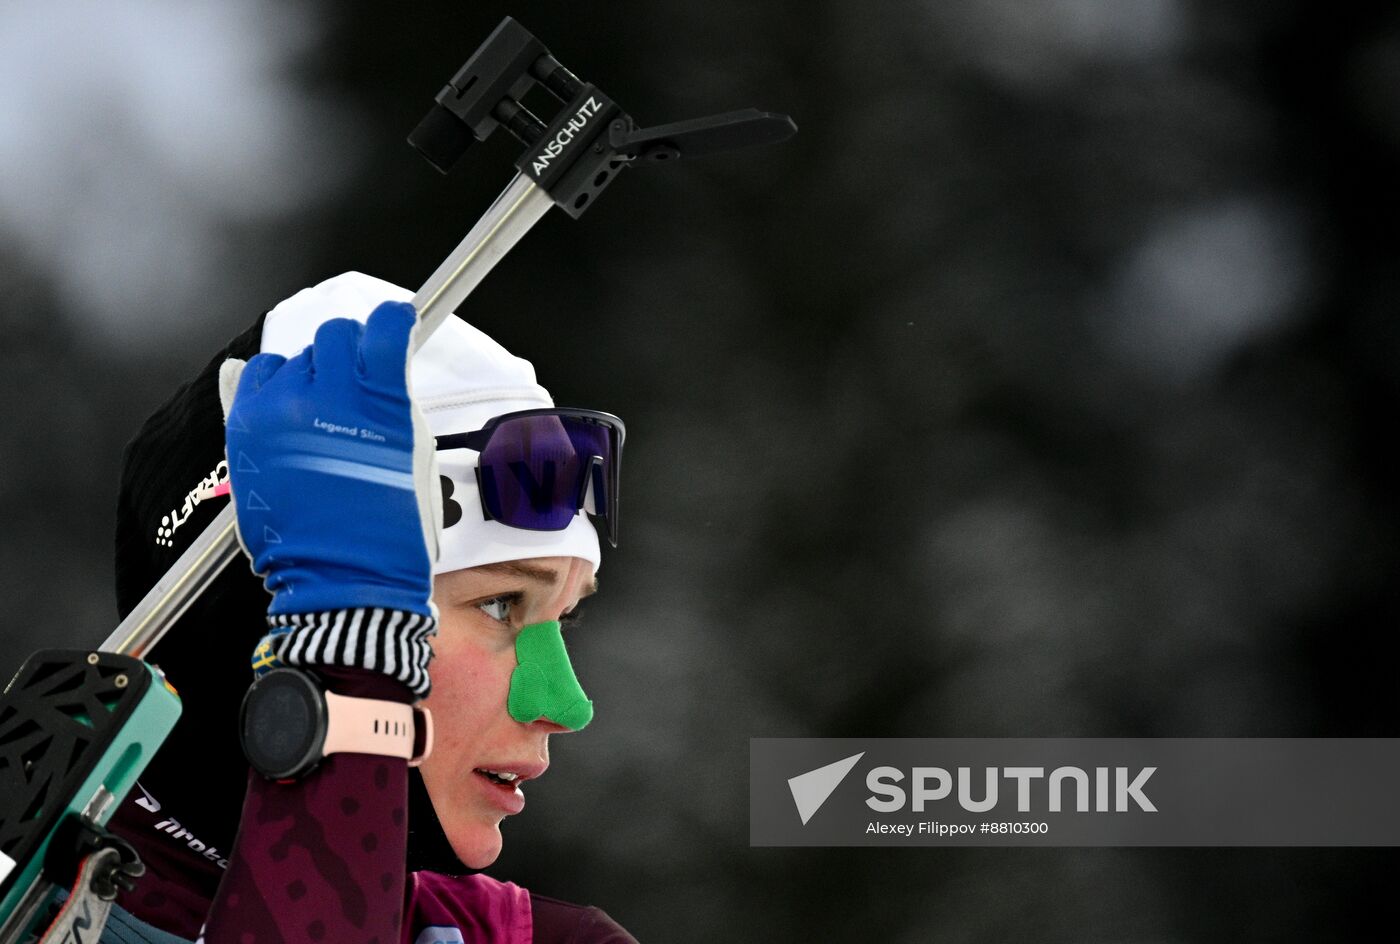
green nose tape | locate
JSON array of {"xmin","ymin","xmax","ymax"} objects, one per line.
[{"xmin": 507, "ymin": 620, "xmax": 593, "ymax": 730}]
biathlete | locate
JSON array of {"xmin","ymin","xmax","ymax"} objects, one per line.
[{"xmin": 103, "ymin": 271, "xmax": 636, "ymax": 943}]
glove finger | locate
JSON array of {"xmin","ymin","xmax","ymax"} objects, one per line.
[
  {"xmin": 310, "ymin": 317, "xmax": 365, "ymax": 385},
  {"xmin": 360, "ymin": 301, "xmax": 419, "ymax": 385},
  {"xmin": 237, "ymin": 352, "xmax": 288, "ymax": 401},
  {"xmin": 412, "ymin": 396, "xmax": 442, "ymax": 563}
]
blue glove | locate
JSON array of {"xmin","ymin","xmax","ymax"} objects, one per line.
[{"xmin": 221, "ymin": 301, "xmax": 441, "ymax": 694}]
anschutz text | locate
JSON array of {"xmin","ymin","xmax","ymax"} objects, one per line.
[{"xmin": 532, "ymin": 96, "xmax": 604, "ymax": 175}]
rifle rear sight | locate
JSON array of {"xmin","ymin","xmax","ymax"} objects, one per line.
[{"xmin": 408, "ymin": 17, "xmax": 796, "ymax": 218}]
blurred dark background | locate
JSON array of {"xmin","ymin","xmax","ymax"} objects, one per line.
[{"xmin": 3, "ymin": 1, "xmax": 1397, "ymax": 940}]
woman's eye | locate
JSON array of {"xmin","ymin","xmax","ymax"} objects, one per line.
[{"xmin": 477, "ymin": 595, "xmax": 515, "ymax": 623}]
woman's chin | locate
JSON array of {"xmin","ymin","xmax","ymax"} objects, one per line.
[{"xmin": 447, "ymin": 820, "xmax": 504, "ymax": 870}]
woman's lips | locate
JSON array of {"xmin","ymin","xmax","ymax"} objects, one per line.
[{"xmin": 472, "ymin": 768, "xmax": 527, "ymax": 814}]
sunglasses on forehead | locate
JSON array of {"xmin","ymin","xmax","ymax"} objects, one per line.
[{"xmin": 434, "ymin": 408, "xmax": 625, "ymax": 547}]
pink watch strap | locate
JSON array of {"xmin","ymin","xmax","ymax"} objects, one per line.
[{"xmin": 322, "ymin": 691, "xmax": 433, "ymax": 766}]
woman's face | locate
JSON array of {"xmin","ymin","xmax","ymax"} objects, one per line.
[{"xmin": 420, "ymin": 555, "xmax": 596, "ymax": 868}]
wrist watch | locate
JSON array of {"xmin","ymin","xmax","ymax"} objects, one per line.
[{"xmin": 239, "ymin": 667, "xmax": 433, "ymax": 780}]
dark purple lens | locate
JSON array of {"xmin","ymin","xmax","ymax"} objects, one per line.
[{"xmin": 477, "ymin": 414, "xmax": 615, "ymax": 533}]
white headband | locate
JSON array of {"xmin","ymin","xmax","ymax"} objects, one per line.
[{"xmin": 260, "ymin": 271, "xmax": 602, "ymax": 574}]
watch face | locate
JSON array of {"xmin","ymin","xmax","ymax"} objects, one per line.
[{"xmin": 240, "ymin": 669, "xmax": 326, "ymax": 779}]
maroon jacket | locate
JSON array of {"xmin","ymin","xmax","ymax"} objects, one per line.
[{"xmin": 110, "ymin": 764, "xmax": 636, "ymax": 944}]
